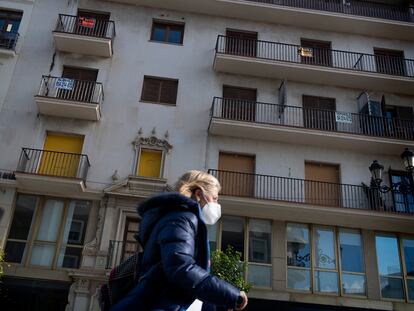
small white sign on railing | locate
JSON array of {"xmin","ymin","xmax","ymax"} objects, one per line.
[
  {"xmin": 335, "ymin": 112, "xmax": 352, "ymax": 124},
  {"xmin": 55, "ymin": 78, "xmax": 75, "ymax": 91}
]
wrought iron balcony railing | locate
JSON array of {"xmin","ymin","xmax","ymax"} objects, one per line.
[
  {"xmin": 0, "ymin": 30, "xmax": 19, "ymax": 51},
  {"xmin": 54, "ymin": 14, "xmax": 116, "ymax": 39},
  {"xmin": 243, "ymin": 0, "xmax": 414, "ymax": 23},
  {"xmin": 209, "ymin": 169, "xmax": 414, "ymax": 215},
  {"xmin": 16, "ymin": 148, "xmax": 90, "ymax": 181},
  {"xmin": 211, "ymin": 97, "xmax": 414, "ymax": 141},
  {"xmin": 37, "ymin": 75, "xmax": 104, "ymax": 105},
  {"xmin": 106, "ymin": 240, "xmax": 140, "ymax": 269},
  {"xmin": 215, "ymin": 35, "xmax": 414, "ymax": 78}
]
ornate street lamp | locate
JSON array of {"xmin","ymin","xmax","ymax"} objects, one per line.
[{"xmin": 369, "ymin": 148, "xmax": 414, "ymax": 194}]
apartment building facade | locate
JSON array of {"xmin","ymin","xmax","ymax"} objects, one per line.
[{"xmin": 0, "ymin": 0, "xmax": 414, "ymax": 310}]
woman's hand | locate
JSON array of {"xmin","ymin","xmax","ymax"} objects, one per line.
[{"xmin": 235, "ymin": 291, "xmax": 248, "ymax": 310}]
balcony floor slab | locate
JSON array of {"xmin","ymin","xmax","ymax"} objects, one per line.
[{"xmin": 53, "ymin": 32, "xmax": 112, "ymax": 57}]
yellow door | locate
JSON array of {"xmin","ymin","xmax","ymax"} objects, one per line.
[
  {"xmin": 137, "ymin": 149, "xmax": 162, "ymax": 178},
  {"xmin": 39, "ymin": 133, "xmax": 84, "ymax": 177}
]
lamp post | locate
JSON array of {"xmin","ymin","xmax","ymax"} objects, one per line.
[{"xmin": 369, "ymin": 148, "xmax": 414, "ymax": 194}]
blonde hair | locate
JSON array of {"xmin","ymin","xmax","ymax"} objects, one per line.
[{"xmin": 175, "ymin": 170, "xmax": 221, "ymax": 198}]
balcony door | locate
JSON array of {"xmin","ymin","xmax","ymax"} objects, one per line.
[
  {"xmin": 389, "ymin": 171, "xmax": 414, "ymax": 213},
  {"xmin": 374, "ymin": 48, "xmax": 406, "ymax": 76},
  {"xmin": 222, "ymin": 86, "xmax": 256, "ymax": 122},
  {"xmin": 225, "ymin": 29, "xmax": 257, "ymax": 57},
  {"xmin": 300, "ymin": 39, "xmax": 332, "ymax": 67},
  {"xmin": 218, "ymin": 153, "xmax": 255, "ymax": 197},
  {"xmin": 75, "ymin": 10, "xmax": 110, "ymax": 38},
  {"xmin": 303, "ymin": 95, "xmax": 336, "ymax": 131},
  {"xmin": 121, "ymin": 218, "xmax": 140, "ymax": 262},
  {"xmin": 384, "ymin": 105, "xmax": 414, "ymax": 139},
  {"xmin": 38, "ymin": 133, "xmax": 84, "ymax": 178},
  {"xmin": 0, "ymin": 10, "xmax": 22, "ymax": 50},
  {"xmin": 305, "ymin": 162, "xmax": 341, "ymax": 207},
  {"xmin": 58, "ymin": 66, "xmax": 98, "ymax": 103}
]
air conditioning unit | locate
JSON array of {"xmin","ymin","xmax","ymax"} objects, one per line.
[{"xmin": 357, "ymin": 91, "xmax": 384, "ymax": 117}]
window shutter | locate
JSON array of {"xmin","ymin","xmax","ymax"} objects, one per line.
[
  {"xmin": 142, "ymin": 78, "xmax": 161, "ymax": 102},
  {"xmin": 159, "ymin": 79, "xmax": 178, "ymax": 105}
]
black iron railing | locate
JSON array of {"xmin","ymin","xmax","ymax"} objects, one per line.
[
  {"xmin": 0, "ymin": 30, "xmax": 19, "ymax": 50},
  {"xmin": 37, "ymin": 75, "xmax": 104, "ymax": 104},
  {"xmin": 210, "ymin": 97, "xmax": 414, "ymax": 140},
  {"xmin": 106, "ymin": 240, "xmax": 139, "ymax": 269},
  {"xmin": 215, "ymin": 35, "xmax": 414, "ymax": 78},
  {"xmin": 17, "ymin": 148, "xmax": 90, "ymax": 181},
  {"xmin": 54, "ymin": 14, "xmax": 116, "ymax": 39},
  {"xmin": 243, "ymin": 0, "xmax": 414, "ymax": 23},
  {"xmin": 209, "ymin": 169, "xmax": 414, "ymax": 214}
]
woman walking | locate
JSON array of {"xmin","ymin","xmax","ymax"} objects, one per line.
[{"xmin": 111, "ymin": 170, "xmax": 248, "ymax": 311}]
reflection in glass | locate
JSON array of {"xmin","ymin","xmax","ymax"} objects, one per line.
[
  {"xmin": 403, "ymin": 238, "xmax": 414, "ymax": 277},
  {"xmin": 342, "ymin": 274, "xmax": 366, "ymax": 296},
  {"xmin": 8, "ymin": 194, "xmax": 37, "ymax": 240},
  {"xmin": 339, "ymin": 229, "xmax": 364, "ymax": 273},
  {"xmin": 221, "ymin": 216, "xmax": 245, "ymax": 260},
  {"xmin": 168, "ymin": 29, "xmax": 182, "ymax": 44},
  {"xmin": 30, "ymin": 244, "xmax": 55, "ymax": 266},
  {"xmin": 248, "ymin": 264, "xmax": 271, "ymax": 287},
  {"xmin": 5, "ymin": 241, "xmax": 26, "ymax": 263},
  {"xmin": 376, "ymin": 235, "xmax": 402, "ymax": 277},
  {"xmin": 207, "ymin": 223, "xmax": 218, "ymax": 251},
  {"xmin": 408, "ymin": 279, "xmax": 414, "ymax": 301},
  {"xmin": 287, "ymin": 268, "xmax": 310, "ymax": 291},
  {"xmin": 380, "ymin": 277, "xmax": 404, "ymax": 300},
  {"xmin": 287, "ymin": 223, "xmax": 310, "ymax": 268},
  {"xmin": 36, "ymin": 199, "xmax": 65, "ymax": 242},
  {"xmin": 315, "ymin": 227, "xmax": 336, "ymax": 269},
  {"xmin": 249, "ymin": 219, "xmax": 271, "ymax": 264},
  {"xmin": 314, "ymin": 271, "xmax": 338, "ymax": 293}
]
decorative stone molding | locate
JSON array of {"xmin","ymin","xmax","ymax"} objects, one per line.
[
  {"xmin": 133, "ymin": 127, "xmax": 173, "ymax": 153},
  {"xmin": 104, "ymin": 175, "xmax": 171, "ymax": 198}
]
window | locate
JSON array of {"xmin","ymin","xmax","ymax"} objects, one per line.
[
  {"xmin": 141, "ymin": 76, "xmax": 178, "ymax": 105},
  {"xmin": 225, "ymin": 30, "xmax": 257, "ymax": 57},
  {"xmin": 376, "ymin": 234, "xmax": 414, "ymax": 301},
  {"xmin": 389, "ymin": 171, "xmax": 414, "ymax": 213},
  {"xmin": 302, "ymin": 95, "xmax": 336, "ymax": 131},
  {"xmin": 121, "ymin": 218, "xmax": 140, "ymax": 262},
  {"xmin": 300, "ymin": 39, "xmax": 332, "ymax": 67},
  {"xmin": 220, "ymin": 216, "xmax": 272, "ymax": 288},
  {"xmin": 151, "ymin": 21, "xmax": 184, "ymax": 44},
  {"xmin": 137, "ymin": 148, "xmax": 163, "ymax": 178},
  {"xmin": 286, "ymin": 223, "xmax": 366, "ymax": 296},
  {"xmin": 222, "ymin": 86, "xmax": 257, "ymax": 122},
  {"xmin": 0, "ymin": 9, "xmax": 22, "ymax": 50},
  {"xmin": 76, "ymin": 10, "xmax": 110, "ymax": 38},
  {"xmin": 374, "ymin": 48, "xmax": 406, "ymax": 76},
  {"xmin": 5, "ymin": 194, "xmax": 91, "ymax": 269}
]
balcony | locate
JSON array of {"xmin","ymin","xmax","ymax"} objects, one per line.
[
  {"xmin": 34, "ymin": 75, "xmax": 103, "ymax": 121},
  {"xmin": 214, "ymin": 36, "xmax": 414, "ymax": 95},
  {"xmin": 99, "ymin": 0, "xmax": 414, "ymax": 41},
  {"xmin": 15, "ymin": 148, "xmax": 90, "ymax": 195},
  {"xmin": 0, "ymin": 30, "xmax": 19, "ymax": 57},
  {"xmin": 53, "ymin": 14, "xmax": 115, "ymax": 57},
  {"xmin": 209, "ymin": 169, "xmax": 414, "ymax": 232},
  {"xmin": 106, "ymin": 240, "xmax": 139, "ymax": 269},
  {"xmin": 209, "ymin": 97, "xmax": 414, "ymax": 155}
]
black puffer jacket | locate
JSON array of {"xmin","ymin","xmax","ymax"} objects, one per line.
[{"xmin": 110, "ymin": 192, "xmax": 240, "ymax": 311}]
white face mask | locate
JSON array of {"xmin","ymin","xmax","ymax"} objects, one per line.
[{"xmin": 202, "ymin": 201, "xmax": 221, "ymax": 225}]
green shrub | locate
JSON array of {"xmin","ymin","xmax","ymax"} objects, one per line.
[{"xmin": 210, "ymin": 246, "xmax": 251, "ymax": 293}]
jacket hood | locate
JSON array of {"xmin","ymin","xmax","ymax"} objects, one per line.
[{"xmin": 137, "ymin": 192, "xmax": 201, "ymax": 245}]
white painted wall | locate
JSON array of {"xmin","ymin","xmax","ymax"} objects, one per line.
[{"xmin": 0, "ymin": 0, "xmax": 413, "ymax": 193}]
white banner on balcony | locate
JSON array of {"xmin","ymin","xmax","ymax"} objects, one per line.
[
  {"xmin": 335, "ymin": 111, "xmax": 352, "ymax": 124},
  {"xmin": 55, "ymin": 78, "xmax": 75, "ymax": 90}
]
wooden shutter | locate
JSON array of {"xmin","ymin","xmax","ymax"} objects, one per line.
[
  {"xmin": 77, "ymin": 10, "xmax": 110, "ymax": 37},
  {"xmin": 141, "ymin": 77, "xmax": 161, "ymax": 102},
  {"xmin": 305, "ymin": 162, "xmax": 341, "ymax": 207},
  {"xmin": 160, "ymin": 79, "xmax": 178, "ymax": 105},
  {"xmin": 60, "ymin": 67, "xmax": 98, "ymax": 102},
  {"xmin": 226, "ymin": 30, "xmax": 257, "ymax": 57},
  {"xmin": 222, "ymin": 86, "xmax": 256, "ymax": 121},
  {"xmin": 218, "ymin": 153, "xmax": 255, "ymax": 197},
  {"xmin": 374, "ymin": 48, "xmax": 405, "ymax": 76},
  {"xmin": 122, "ymin": 218, "xmax": 140, "ymax": 262},
  {"xmin": 137, "ymin": 149, "xmax": 162, "ymax": 178},
  {"xmin": 303, "ymin": 95, "xmax": 336, "ymax": 131},
  {"xmin": 301, "ymin": 39, "xmax": 332, "ymax": 66}
]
